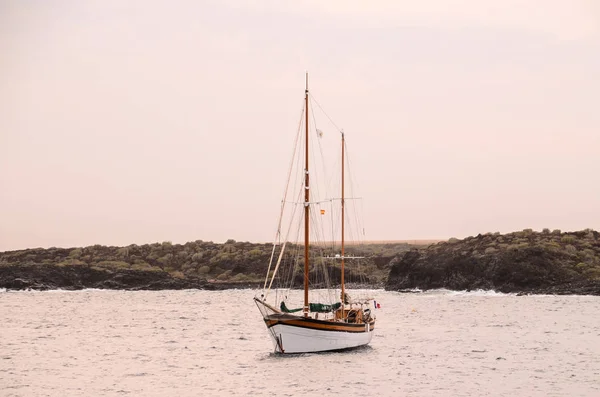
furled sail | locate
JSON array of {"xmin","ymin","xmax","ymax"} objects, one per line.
[{"xmin": 280, "ymin": 301, "xmax": 342, "ymax": 313}]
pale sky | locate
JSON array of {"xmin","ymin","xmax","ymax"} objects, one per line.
[{"xmin": 1, "ymin": 0, "xmax": 599, "ymax": 251}]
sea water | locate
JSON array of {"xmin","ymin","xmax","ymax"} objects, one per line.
[{"xmin": 1, "ymin": 289, "xmax": 599, "ymax": 396}]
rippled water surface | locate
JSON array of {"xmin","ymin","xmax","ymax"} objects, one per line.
[{"xmin": 1, "ymin": 289, "xmax": 599, "ymax": 396}]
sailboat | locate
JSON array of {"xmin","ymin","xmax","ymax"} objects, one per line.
[{"xmin": 254, "ymin": 74, "xmax": 376, "ymax": 354}]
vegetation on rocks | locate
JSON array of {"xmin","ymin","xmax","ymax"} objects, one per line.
[
  {"xmin": 4, "ymin": 229, "xmax": 599, "ymax": 295},
  {"xmin": 0, "ymin": 240, "xmax": 412, "ymax": 290},
  {"xmin": 386, "ymin": 229, "xmax": 600, "ymax": 295}
]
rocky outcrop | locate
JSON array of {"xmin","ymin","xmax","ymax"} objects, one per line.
[
  {"xmin": 386, "ymin": 229, "xmax": 600, "ymax": 295},
  {"xmin": 0, "ymin": 264, "xmax": 261, "ymax": 291},
  {"xmin": 0, "ymin": 241, "xmax": 408, "ymax": 290}
]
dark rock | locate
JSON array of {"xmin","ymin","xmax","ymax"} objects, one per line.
[
  {"xmin": 0, "ymin": 239, "xmax": 406, "ymax": 291},
  {"xmin": 0, "ymin": 263, "xmax": 266, "ymax": 291},
  {"xmin": 0, "ymin": 264, "xmax": 203, "ymax": 291},
  {"xmin": 385, "ymin": 230, "xmax": 600, "ymax": 296}
]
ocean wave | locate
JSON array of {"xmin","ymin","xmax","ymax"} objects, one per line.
[{"xmin": 413, "ymin": 288, "xmax": 515, "ymax": 297}]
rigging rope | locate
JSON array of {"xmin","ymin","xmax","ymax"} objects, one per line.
[
  {"xmin": 310, "ymin": 93, "xmax": 344, "ymax": 134},
  {"xmin": 262, "ymin": 89, "xmax": 372, "ymax": 306},
  {"xmin": 263, "ymin": 100, "xmax": 305, "ymax": 290}
]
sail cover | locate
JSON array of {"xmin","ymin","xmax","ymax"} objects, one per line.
[{"xmin": 280, "ymin": 301, "xmax": 342, "ymax": 313}]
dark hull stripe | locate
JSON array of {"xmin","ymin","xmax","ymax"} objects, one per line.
[{"xmin": 265, "ymin": 315, "xmax": 375, "ymax": 333}]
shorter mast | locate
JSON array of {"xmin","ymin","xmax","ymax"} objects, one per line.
[{"xmin": 341, "ymin": 132, "xmax": 345, "ymax": 306}]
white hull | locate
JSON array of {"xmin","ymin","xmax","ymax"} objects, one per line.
[{"xmin": 267, "ymin": 322, "xmax": 374, "ymax": 354}]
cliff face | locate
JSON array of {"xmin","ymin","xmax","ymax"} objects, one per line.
[{"xmin": 386, "ymin": 230, "xmax": 600, "ymax": 295}]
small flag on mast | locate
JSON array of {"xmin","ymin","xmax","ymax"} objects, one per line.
[{"xmin": 320, "ymin": 209, "xmax": 325, "ymax": 215}]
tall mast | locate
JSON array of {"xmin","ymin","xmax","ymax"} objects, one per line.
[
  {"xmin": 341, "ymin": 132, "xmax": 345, "ymax": 306},
  {"xmin": 303, "ymin": 73, "xmax": 310, "ymax": 317}
]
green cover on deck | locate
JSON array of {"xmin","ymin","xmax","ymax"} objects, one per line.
[
  {"xmin": 280, "ymin": 301, "xmax": 303, "ymax": 313},
  {"xmin": 280, "ymin": 301, "xmax": 342, "ymax": 313}
]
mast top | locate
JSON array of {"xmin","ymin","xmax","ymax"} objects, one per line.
[{"xmin": 305, "ymin": 72, "xmax": 308, "ymax": 93}]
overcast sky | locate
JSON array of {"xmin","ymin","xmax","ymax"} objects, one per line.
[{"xmin": 1, "ymin": 0, "xmax": 599, "ymax": 251}]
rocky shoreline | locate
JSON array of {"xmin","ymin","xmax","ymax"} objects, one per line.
[
  {"xmin": 0, "ymin": 264, "xmax": 385, "ymax": 292},
  {"xmin": 2, "ymin": 229, "xmax": 599, "ymax": 295},
  {"xmin": 385, "ymin": 229, "xmax": 600, "ymax": 296},
  {"xmin": 0, "ymin": 240, "xmax": 403, "ymax": 292},
  {"xmin": 0, "ymin": 264, "xmax": 262, "ymax": 291}
]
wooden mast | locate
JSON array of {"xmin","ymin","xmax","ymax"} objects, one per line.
[
  {"xmin": 341, "ymin": 131, "xmax": 345, "ymax": 307},
  {"xmin": 303, "ymin": 73, "xmax": 310, "ymax": 317}
]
